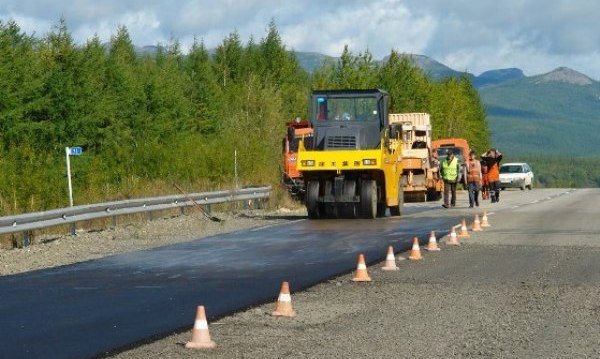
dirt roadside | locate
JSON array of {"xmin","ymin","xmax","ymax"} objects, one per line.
[{"xmin": 111, "ymin": 189, "xmax": 600, "ymax": 359}]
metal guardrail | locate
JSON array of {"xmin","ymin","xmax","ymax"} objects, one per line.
[{"xmin": 0, "ymin": 186, "xmax": 271, "ymax": 244}]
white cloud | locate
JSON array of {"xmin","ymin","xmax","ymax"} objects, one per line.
[
  {"xmin": 1, "ymin": 0, "xmax": 599, "ymax": 79},
  {"xmin": 280, "ymin": 0, "xmax": 437, "ymax": 58}
]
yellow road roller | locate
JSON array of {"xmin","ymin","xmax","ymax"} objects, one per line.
[{"xmin": 297, "ymin": 89, "xmax": 403, "ymax": 219}]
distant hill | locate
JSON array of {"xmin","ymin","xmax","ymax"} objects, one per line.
[
  {"xmin": 474, "ymin": 68, "xmax": 525, "ymax": 87},
  {"xmin": 479, "ymin": 67, "xmax": 600, "ymax": 157},
  {"xmin": 386, "ymin": 54, "xmax": 470, "ymax": 80},
  {"xmin": 293, "ymin": 52, "xmax": 335, "ymax": 72}
]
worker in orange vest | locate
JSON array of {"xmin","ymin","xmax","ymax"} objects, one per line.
[
  {"xmin": 480, "ymin": 160, "xmax": 490, "ymax": 200},
  {"xmin": 467, "ymin": 150, "xmax": 482, "ymax": 207},
  {"xmin": 481, "ymin": 148, "xmax": 503, "ymax": 203}
]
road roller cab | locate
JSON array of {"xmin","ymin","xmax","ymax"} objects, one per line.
[{"xmin": 297, "ymin": 89, "xmax": 404, "ymax": 219}]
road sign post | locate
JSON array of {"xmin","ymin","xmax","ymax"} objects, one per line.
[
  {"xmin": 234, "ymin": 149, "xmax": 238, "ymax": 192},
  {"xmin": 65, "ymin": 146, "xmax": 83, "ymax": 236}
]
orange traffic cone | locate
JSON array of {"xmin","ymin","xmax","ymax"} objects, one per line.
[
  {"xmin": 426, "ymin": 231, "xmax": 441, "ymax": 251},
  {"xmin": 472, "ymin": 214, "xmax": 483, "ymax": 231},
  {"xmin": 446, "ymin": 226, "xmax": 461, "ymax": 246},
  {"xmin": 481, "ymin": 209, "xmax": 491, "ymax": 227},
  {"xmin": 381, "ymin": 246, "xmax": 399, "ymax": 271},
  {"xmin": 458, "ymin": 219, "xmax": 470, "ymax": 238},
  {"xmin": 185, "ymin": 306, "xmax": 217, "ymax": 349},
  {"xmin": 352, "ymin": 254, "xmax": 372, "ymax": 282},
  {"xmin": 272, "ymin": 281, "xmax": 296, "ymax": 318},
  {"xmin": 408, "ymin": 237, "xmax": 423, "ymax": 260}
]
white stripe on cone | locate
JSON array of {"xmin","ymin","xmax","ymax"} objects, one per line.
[
  {"xmin": 357, "ymin": 263, "xmax": 367, "ymax": 270},
  {"xmin": 278, "ymin": 293, "xmax": 291, "ymax": 302},
  {"xmin": 194, "ymin": 320, "xmax": 209, "ymax": 330}
]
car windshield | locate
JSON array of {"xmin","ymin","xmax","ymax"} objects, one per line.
[
  {"xmin": 315, "ymin": 96, "xmax": 379, "ymax": 122},
  {"xmin": 500, "ymin": 165, "xmax": 524, "ymax": 173},
  {"xmin": 435, "ymin": 147, "xmax": 464, "ymax": 163}
]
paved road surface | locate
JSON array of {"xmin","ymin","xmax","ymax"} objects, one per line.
[
  {"xmin": 113, "ymin": 188, "xmax": 600, "ymax": 358},
  {"xmin": 1, "ymin": 197, "xmax": 465, "ymax": 359}
]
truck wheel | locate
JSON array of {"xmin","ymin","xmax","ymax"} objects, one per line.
[
  {"xmin": 340, "ymin": 179, "xmax": 358, "ymax": 218},
  {"xmin": 322, "ymin": 179, "xmax": 337, "ymax": 218},
  {"xmin": 426, "ymin": 189, "xmax": 441, "ymax": 201},
  {"xmin": 360, "ymin": 179, "xmax": 377, "ymax": 219},
  {"xmin": 306, "ymin": 180, "xmax": 320, "ymax": 219},
  {"xmin": 390, "ymin": 184, "xmax": 403, "ymax": 216}
]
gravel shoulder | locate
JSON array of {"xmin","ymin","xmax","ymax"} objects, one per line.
[{"xmin": 112, "ymin": 188, "xmax": 600, "ymax": 358}]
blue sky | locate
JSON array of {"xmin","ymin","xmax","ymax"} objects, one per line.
[{"xmin": 1, "ymin": 0, "xmax": 598, "ymax": 79}]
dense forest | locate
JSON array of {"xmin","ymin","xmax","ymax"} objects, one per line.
[{"xmin": 0, "ymin": 19, "xmax": 489, "ymax": 214}]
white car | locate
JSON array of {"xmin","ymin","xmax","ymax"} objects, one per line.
[{"xmin": 499, "ymin": 163, "xmax": 534, "ymax": 190}]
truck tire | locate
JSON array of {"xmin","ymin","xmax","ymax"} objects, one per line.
[
  {"xmin": 339, "ymin": 179, "xmax": 358, "ymax": 218},
  {"xmin": 306, "ymin": 180, "xmax": 320, "ymax": 219},
  {"xmin": 390, "ymin": 184, "xmax": 403, "ymax": 216},
  {"xmin": 360, "ymin": 179, "xmax": 377, "ymax": 219},
  {"xmin": 322, "ymin": 179, "xmax": 337, "ymax": 218}
]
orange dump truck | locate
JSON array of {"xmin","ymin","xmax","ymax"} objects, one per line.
[
  {"xmin": 389, "ymin": 113, "xmax": 442, "ymax": 202},
  {"xmin": 431, "ymin": 138, "xmax": 471, "ymax": 188},
  {"xmin": 282, "ymin": 119, "xmax": 313, "ymax": 197}
]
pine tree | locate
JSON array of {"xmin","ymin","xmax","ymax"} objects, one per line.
[
  {"xmin": 214, "ymin": 31, "xmax": 243, "ymax": 88},
  {"xmin": 185, "ymin": 38, "xmax": 224, "ymax": 134}
]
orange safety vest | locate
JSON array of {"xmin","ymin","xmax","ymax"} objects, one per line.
[
  {"xmin": 487, "ymin": 162, "xmax": 500, "ymax": 181},
  {"xmin": 467, "ymin": 161, "xmax": 481, "ymax": 183}
]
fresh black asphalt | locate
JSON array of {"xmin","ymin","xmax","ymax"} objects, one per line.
[{"xmin": 0, "ymin": 207, "xmax": 460, "ymax": 359}]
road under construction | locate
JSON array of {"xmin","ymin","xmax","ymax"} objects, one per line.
[{"xmin": 2, "ymin": 188, "xmax": 600, "ymax": 358}]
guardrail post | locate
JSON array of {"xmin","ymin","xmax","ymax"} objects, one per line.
[
  {"xmin": 146, "ymin": 211, "xmax": 153, "ymax": 221},
  {"xmin": 180, "ymin": 206, "xmax": 186, "ymax": 216},
  {"xmin": 22, "ymin": 231, "xmax": 30, "ymax": 247},
  {"xmin": 204, "ymin": 204, "xmax": 211, "ymax": 214},
  {"xmin": 111, "ymin": 216, "xmax": 117, "ymax": 229},
  {"xmin": 69, "ymin": 223, "xmax": 76, "ymax": 236}
]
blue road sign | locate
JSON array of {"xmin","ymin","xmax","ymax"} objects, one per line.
[{"xmin": 69, "ymin": 147, "xmax": 83, "ymax": 156}]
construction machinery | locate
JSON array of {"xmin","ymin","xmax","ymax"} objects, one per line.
[
  {"xmin": 281, "ymin": 119, "xmax": 313, "ymax": 197},
  {"xmin": 390, "ymin": 113, "xmax": 442, "ymax": 202},
  {"xmin": 431, "ymin": 138, "xmax": 471, "ymax": 188},
  {"xmin": 296, "ymin": 89, "xmax": 403, "ymax": 219}
]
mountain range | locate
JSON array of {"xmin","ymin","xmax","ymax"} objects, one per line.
[{"xmin": 294, "ymin": 52, "xmax": 600, "ymax": 158}]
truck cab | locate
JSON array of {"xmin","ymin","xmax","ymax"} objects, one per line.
[
  {"xmin": 431, "ymin": 138, "xmax": 471, "ymax": 187},
  {"xmin": 282, "ymin": 119, "xmax": 313, "ymax": 197}
]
